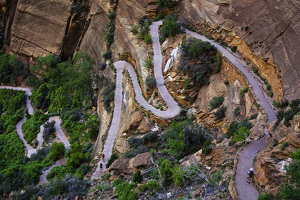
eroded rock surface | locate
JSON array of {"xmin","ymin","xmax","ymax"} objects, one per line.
[
  {"xmin": 254, "ymin": 115, "xmax": 300, "ymax": 194},
  {"xmin": 180, "ymin": 0, "xmax": 300, "ymax": 100},
  {"xmin": 109, "ymin": 152, "xmax": 153, "ymax": 175},
  {"xmin": 10, "ymin": 0, "xmax": 72, "ymax": 57}
]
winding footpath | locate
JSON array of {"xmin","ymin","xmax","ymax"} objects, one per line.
[
  {"xmin": 1, "ymin": 20, "xmax": 276, "ymax": 198},
  {"xmin": 93, "ymin": 22, "xmax": 277, "ymax": 200},
  {"xmin": 0, "ymin": 86, "xmax": 70, "ymax": 184},
  {"xmin": 91, "ymin": 21, "xmax": 181, "ymax": 179},
  {"xmin": 185, "ymin": 30, "xmax": 277, "ymax": 199}
]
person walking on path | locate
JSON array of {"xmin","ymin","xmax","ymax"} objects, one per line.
[
  {"xmin": 102, "ymin": 154, "xmax": 105, "ymax": 160},
  {"xmin": 247, "ymin": 168, "xmax": 255, "ymax": 183},
  {"xmin": 100, "ymin": 163, "xmax": 103, "ymax": 169}
]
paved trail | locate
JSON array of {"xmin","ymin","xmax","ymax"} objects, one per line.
[
  {"xmin": 184, "ymin": 30, "xmax": 277, "ymax": 199},
  {"xmin": 0, "ymin": 86, "xmax": 70, "ymax": 184},
  {"xmin": 92, "ymin": 22, "xmax": 277, "ymax": 186},
  {"xmin": 91, "ymin": 21, "xmax": 181, "ymax": 179}
]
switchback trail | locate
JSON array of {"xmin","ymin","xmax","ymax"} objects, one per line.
[
  {"xmin": 92, "ymin": 23, "xmax": 277, "ymax": 200},
  {"xmin": 0, "ymin": 86, "xmax": 70, "ymax": 184},
  {"xmin": 184, "ymin": 30, "xmax": 277, "ymax": 199},
  {"xmin": 91, "ymin": 21, "xmax": 181, "ymax": 179}
]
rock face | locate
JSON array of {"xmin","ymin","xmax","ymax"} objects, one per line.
[
  {"xmin": 254, "ymin": 115, "xmax": 300, "ymax": 194},
  {"xmin": 10, "ymin": 0, "xmax": 72, "ymax": 57},
  {"xmin": 179, "ymin": 0, "xmax": 300, "ymax": 101},
  {"xmin": 109, "ymin": 152, "xmax": 153, "ymax": 175}
]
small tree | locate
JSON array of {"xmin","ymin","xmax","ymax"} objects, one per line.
[
  {"xmin": 209, "ymin": 96, "xmax": 224, "ymax": 110},
  {"xmin": 145, "ymin": 77, "xmax": 156, "ymax": 90},
  {"xmin": 214, "ymin": 106, "xmax": 226, "ymax": 121},
  {"xmin": 132, "ymin": 169, "xmax": 142, "ymax": 183},
  {"xmin": 49, "ymin": 142, "xmax": 65, "ymax": 161}
]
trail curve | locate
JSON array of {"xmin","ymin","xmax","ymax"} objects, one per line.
[
  {"xmin": 0, "ymin": 86, "xmax": 70, "ymax": 184},
  {"xmin": 91, "ymin": 21, "xmax": 181, "ymax": 179},
  {"xmin": 184, "ymin": 30, "xmax": 277, "ymax": 199}
]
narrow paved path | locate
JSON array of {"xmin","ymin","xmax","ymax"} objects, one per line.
[
  {"xmin": 91, "ymin": 21, "xmax": 181, "ymax": 179},
  {"xmin": 38, "ymin": 158, "xmax": 67, "ymax": 185},
  {"xmin": 0, "ymin": 86, "xmax": 70, "ymax": 184},
  {"xmin": 184, "ymin": 30, "xmax": 277, "ymax": 199},
  {"xmin": 0, "ymin": 86, "xmax": 36, "ymax": 157},
  {"xmin": 186, "ymin": 30, "xmax": 276, "ymax": 200}
]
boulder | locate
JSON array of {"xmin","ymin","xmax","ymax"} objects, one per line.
[
  {"xmin": 137, "ymin": 117, "xmax": 155, "ymax": 133},
  {"xmin": 109, "ymin": 152, "xmax": 153, "ymax": 175}
]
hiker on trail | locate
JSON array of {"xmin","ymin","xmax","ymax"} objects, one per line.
[
  {"xmin": 247, "ymin": 168, "xmax": 254, "ymax": 183},
  {"xmin": 102, "ymin": 154, "xmax": 105, "ymax": 160},
  {"xmin": 100, "ymin": 163, "xmax": 103, "ymax": 169}
]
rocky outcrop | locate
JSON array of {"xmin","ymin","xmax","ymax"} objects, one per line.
[
  {"xmin": 179, "ymin": 0, "xmax": 300, "ymax": 101},
  {"xmin": 10, "ymin": 0, "xmax": 72, "ymax": 57},
  {"xmin": 109, "ymin": 152, "xmax": 153, "ymax": 174},
  {"xmin": 254, "ymin": 115, "xmax": 300, "ymax": 194}
]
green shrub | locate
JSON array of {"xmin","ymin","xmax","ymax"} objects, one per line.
[
  {"xmin": 131, "ymin": 25, "xmax": 139, "ymax": 35},
  {"xmin": 163, "ymin": 120, "xmax": 209, "ymax": 157},
  {"xmin": 268, "ymin": 90, "xmax": 273, "ymax": 97},
  {"xmin": 43, "ymin": 120, "xmax": 56, "ymax": 143},
  {"xmin": 124, "ymin": 145, "xmax": 149, "ymax": 158},
  {"xmin": 258, "ymin": 193, "xmax": 277, "ymax": 200},
  {"xmin": 158, "ymin": 158, "xmax": 173, "ymax": 181},
  {"xmin": 202, "ymin": 140, "xmax": 212, "ymax": 155},
  {"xmin": 144, "ymin": 33, "xmax": 152, "ymax": 45},
  {"xmin": 132, "ymin": 169, "xmax": 142, "ymax": 183},
  {"xmin": 214, "ymin": 106, "xmax": 226, "ymax": 121},
  {"xmin": 157, "ymin": 0, "xmax": 174, "ymax": 8},
  {"xmin": 108, "ymin": 11, "xmax": 116, "ymax": 20},
  {"xmin": 209, "ymin": 96, "xmax": 224, "ymax": 110},
  {"xmin": 231, "ymin": 46, "xmax": 237, "ymax": 52},
  {"xmin": 160, "ymin": 13, "xmax": 181, "ymax": 42},
  {"xmin": 101, "ymin": 83, "xmax": 115, "ymax": 112},
  {"xmin": 231, "ymin": 126, "xmax": 250, "ymax": 144},
  {"xmin": 266, "ymin": 83, "xmax": 271, "ymax": 91},
  {"xmin": 128, "ymin": 137, "xmax": 142, "ymax": 148},
  {"xmin": 115, "ymin": 182, "xmax": 138, "ymax": 200},
  {"xmin": 46, "ymin": 165, "xmax": 70, "ymax": 180},
  {"xmin": 211, "ymin": 171, "xmax": 223, "ymax": 184},
  {"xmin": 280, "ymin": 141, "xmax": 288, "ymax": 151},
  {"xmin": 145, "ymin": 76, "xmax": 156, "ymax": 90},
  {"xmin": 147, "ymin": 179, "xmax": 161, "ymax": 191},
  {"xmin": 240, "ymin": 87, "xmax": 248, "ymax": 97},
  {"xmin": 143, "ymin": 58, "xmax": 152, "ymax": 69},
  {"xmin": 102, "ymin": 49, "xmax": 112, "ymax": 60},
  {"xmin": 249, "ymin": 113, "xmax": 258, "ymax": 120},
  {"xmin": 142, "ymin": 132, "xmax": 158, "ymax": 144},
  {"xmin": 49, "ymin": 142, "xmax": 65, "ymax": 161},
  {"xmin": 172, "ymin": 164, "xmax": 184, "ymax": 186},
  {"xmin": 273, "ymin": 100, "xmax": 289, "ymax": 109}
]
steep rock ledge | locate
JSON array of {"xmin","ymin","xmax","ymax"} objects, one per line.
[
  {"xmin": 179, "ymin": 0, "xmax": 300, "ymax": 101},
  {"xmin": 10, "ymin": 0, "xmax": 72, "ymax": 57}
]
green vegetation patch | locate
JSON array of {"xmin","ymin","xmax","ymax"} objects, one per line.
[
  {"xmin": 0, "ymin": 89, "xmax": 25, "ymax": 134},
  {"xmin": 178, "ymin": 37, "xmax": 221, "ymax": 91},
  {"xmin": 22, "ymin": 111, "xmax": 49, "ymax": 144},
  {"xmin": 160, "ymin": 13, "xmax": 182, "ymax": 42},
  {"xmin": 209, "ymin": 96, "xmax": 224, "ymax": 110}
]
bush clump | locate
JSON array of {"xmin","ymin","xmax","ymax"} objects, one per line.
[
  {"xmin": 101, "ymin": 82, "xmax": 115, "ymax": 112},
  {"xmin": 160, "ymin": 13, "xmax": 181, "ymax": 42},
  {"xmin": 49, "ymin": 142, "xmax": 65, "ymax": 161},
  {"xmin": 214, "ymin": 106, "xmax": 226, "ymax": 121},
  {"xmin": 22, "ymin": 111, "xmax": 49, "ymax": 144},
  {"xmin": 145, "ymin": 76, "xmax": 156, "ymax": 90},
  {"xmin": 209, "ymin": 96, "xmax": 224, "ymax": 110}
]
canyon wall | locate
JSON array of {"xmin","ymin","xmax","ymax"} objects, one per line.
[
  {"xmin": 9, "ymin": 0, "xmax": 72, "ymax": 57},
  {"xmin": 179, "ymin": 0, "xmax": 300, "ymax": 101}
]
